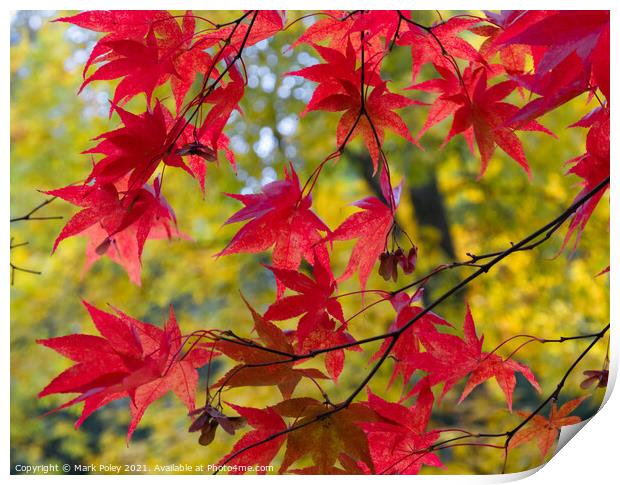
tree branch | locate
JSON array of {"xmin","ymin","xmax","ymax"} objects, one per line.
[{"xmin": 10, "ymin": 197, "xmax": 61, "ymax": 223}]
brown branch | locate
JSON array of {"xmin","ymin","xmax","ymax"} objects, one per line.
[
  {"xmin": 10, "ymin": 238, "xmax": 41, "ymax": 286},
  {"xmin": 10, "ymin": 197, "xmax": 61, "ymax": 223},
  {"xmin": 10, "ymin": 263, "xmax": 42, "ymax": 286}
]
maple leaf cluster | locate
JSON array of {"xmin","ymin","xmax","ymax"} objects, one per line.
[
  {"xmin": 47, "ymin": 9, "xmax": 608, "ymax": 283},
  {"xmin": 37, "ymin": 9, "xmax": 609, "ymax": 475},
  {"xmin": 40, "ymin": 294, "xmax": 543, "ymax": 473}
]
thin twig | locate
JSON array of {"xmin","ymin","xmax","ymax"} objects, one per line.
[{"xmin": 10, "ymin": 197, "xmax": 61, "ymax": 223}]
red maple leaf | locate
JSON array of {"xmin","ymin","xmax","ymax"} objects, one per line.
[
  {"xmin": 66, "ymin": 11, "xmax": 222, "ymax": 109},
  {"xmin": 290, "ymin": 312, "xmax": 361, "ymax": 382},
  {"xmin": 263, "ymin": 254, "xmax": 360, "ymax": 379},
  {"xmin": 274, "ymin": 398, "xmax": 376, "ymax": 474},
  {"xmin": 562, "ymin": 107, "xmax": 610, "ymax": 252},
  {"xmin": 501, "ymin": 11, "xmax": 609, "ymax": 83},
  {"xmin": 409, "ymin": 306, "xmax": 540, "ymax": 410},
  {"xmin": 217, "ymin": 164, "xmax": 330, "ymax": 295},
  {"xmin": 398, "ymin": 16, "xmax": 485, "ymax": 83},
  {"xmin": 290, "ymin": 10, "xmax": 350, "ymax": 49},
  {"xmin": 509, "ymin": 396, "xmax": 588, "ymax": 458},
  {"xmin": 412, "ymin": 65, "xmax": 552, "ymax": 177},
  {"xmin": 37, "ymin": 302, "xmax": 208, "ymax": 441},
  {"xmin": 288, "ymin": 41, "xmax": 417, "ymax": 167},
  {"xmin": 78, "ymin": 28, "xmax": 175, "ymax": 107},
  {"xmin": 469, "ymin": 11, "xmax": 549, "ymax": 77},
  {"xmin": 335, "ymin": 81, "xmax": 421, "ymax": 168},
  {"xmin": 348, "ymin": 10, "xmax": 403, "ymax": 50},
  {"xmin": 212, "ymin": 297, "xmax": 327, "ymax": 399},
  {"xmin": 228, "ymin": 10, "xmax": 285, "ymax": 50},
  {"xmin": 408, "ymin": 63, "xmax": 480, "ymax": 143},
  {"xmin": 81, "ymin": 214, "xmax": 184, "ymax": 285},
  {"xmin": 155, "ymin": 11, "xmax": 221, "ymax": 112},
  {"xmin": 55, "ymin": 11, "xmax": 167, "ymax": 78},
  {"xmin": 287, "ymin": 41, "xmax": 380, "ymax": 115},
  {"xmin": 290, "ymin": 10, "xmax": 390, "ymax": 64},
  {"xmin": 497, "ymin": 10, "xmax": 609, "ymax": 121},
  {"xmin": 191, "ymin": 69, "xmax": 245, "ymax": 164},
  {"xmin": 47, "ymin": 178, "xmax": 179, "ymax": 283},
  {"xmin": 328, "ymin": 170, "xmax": 401, "ymax": 291},
  {"xmin": 370, "ymin": 291, "xmax": 451, "ymax": 388},
  {"xmin": 360, "ymin": 384, "xmax": 442, "ymax": 474},
  {"xmin": 84, "ymin": 101, "xmax": 187, "ymax": 189},
  {"xmin": 216, "ymin": 404, "xmax": 287, "ymax": 473},
  {"xmin": 264, "ymin": 253, "xmax": 345, "ymax": 346}
]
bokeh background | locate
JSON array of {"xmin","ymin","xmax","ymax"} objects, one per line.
[{"xmin": 10, "ymin": 10, "xmax": 610, "ymax": 474}]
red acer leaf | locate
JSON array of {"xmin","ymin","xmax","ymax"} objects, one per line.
[
  {"xmin": 37, "ymin": 302, "xmax": 208, "ymax": 441},
  {"xmin": 79, "ymin": 29, "xmax": 175, "ymax": 107},
  {"xmin": 216, "ymin": 404, "xmax": 287, "ymax": 473},
  {"xmin": 155, "ymin": 11, "xmax": 221, "ymax": 112},
  {"xmin": 292, "ymin": 312, "xmax": 361, "ymax": 382},
  {"xmin": 398, "ymin": 16, "xmax": 485, "ymax": 83},
  {"xmin": 288, "ymin": 41, "xmax": 416, "ymax": 167},
  {"xmin": 509, "ymin": 396, "xmax": 588, "ymax": 458},
  {"xmin": 408, "ymin": 63, "xmax": 477, "ymax": 143},
  {"xmin": 501, "ymin": 11, "xmax": 608, "ymax": 79},
  {"xmin": 274, "ymin": 398, "xmax": 376, "ymax": 474},
  {"xmin": 217, "ymin": 164, "xmax": 330, "ymax": 295},
  {"xmin": 508, "ymin": 54, "xmax": 592, "ymax": 126},
  {"xmin": 360, "ymin": 384, "xmax": 442, "ymax": 474},
  {"xmin": 46, "ymin": 178, "xmax": 179, "ymax": 284},
  {"xmin": 84, "ymin": 101, "xmax": 186, "ymax": 189},
  {"xmin": 371, "ymin": 291, "xmax": 450, "ymax": 388},
  {"xmin": 591, "ymin": 24, "xmax": 610, "ymax": 102},
  {"xmin": 55, "ymin": 11, "xmax": 166, "ymax": 78},
  {"xmin": 264, "ymin": 252, "xmax": 345, "ymax": 349},
  {"xmin": 213, "ymin": 298, "xmax": 327, "ymax": 399},
  {"xmin": 410, "ymin": 306, "xmax": 540, "ymax": 410},
  {"xmin": 199, "ymin": 77, "xmax": 244, "ymax": 155},
  {"xmin": 290, "ymin": 10, "xmax": 350, "ymax": 49},
  {"xmin": 328, "ymin": 171, "xmax": 401, "ymax": 291},
  {"xmin": 224, "ymin": 10, "xmax": 285, "ymax": 51},
  {"xmin": 67, "ymin": 11, "xmax": 221, "ymax": 109},
  {"xmin": 561, "ymin": 107, "xmax": 610, "ymax": 252},
  {"xmin": 264, "ymin": 254, "xmax": 360, "ymax": 380},
  {"xmin": 470, "ymin": 11, "xmax": 548, "ymax": 77},
  {"xmin": 287, "ymin": 41, "xmax": 381, "ymax": 115},
  {"xmin": 497, "ymin": 10, "xmax": 609, "ymax": 122},
  {"xmin": 290, "ymin": 11, "xmax": 388, "ymax": 65},
  {"xmin": 335, "ymin": 82, "xmax": 421, "ymax": 168},
  {"xmin": 413, "ymin": 65, "xmax": 552, "ymax": 177},
  {"xmin": 81, "ymin": 216, "xmax": 181, "ymax": 285},
  {"xmin": 348, "ymin": 11, "xmax": 403, "ymax": 50},
  {"xmin": 447, "ymin": 67, "xmax": 552, "ymax": 178}
]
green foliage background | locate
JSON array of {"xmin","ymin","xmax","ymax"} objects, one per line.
[{"xmin": 10, "ymin": 10, "xmax": 609, "ymax": 475}]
